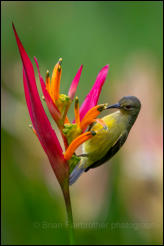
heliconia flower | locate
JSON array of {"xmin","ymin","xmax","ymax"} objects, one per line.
[
  {"xmin": 12, "ymin": 23, "xmax": 109, "ymax": 188},
  {"xmin": 13, "ymin": 23, "xmax": 109, "ymax": 242}
]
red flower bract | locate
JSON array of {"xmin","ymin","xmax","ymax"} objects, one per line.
[
  {"xmin": 13, "ymin": 23, "xmax": 68, "ymax": 187},
  {"xmin": 79, "ymin": 64, "xmax": 109, "ymax": 121}
]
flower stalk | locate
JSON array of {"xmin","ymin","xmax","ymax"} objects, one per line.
[{"xmin": 62, "ymin": 186, "xmax": 74, "ymax": 244}]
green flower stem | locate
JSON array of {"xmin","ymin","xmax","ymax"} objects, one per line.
[{"xmin": 62, "ymin": 185, "xmax": 75, "ymax": 245}]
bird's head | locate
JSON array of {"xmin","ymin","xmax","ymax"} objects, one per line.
[{"xmin": 107, "ymin": 96, "xmax": 141, "ymax": 117}]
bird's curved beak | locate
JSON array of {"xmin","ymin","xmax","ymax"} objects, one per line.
[{"xmin": 106, "ymin": 103, "xmax": 121, "ymax": 109}]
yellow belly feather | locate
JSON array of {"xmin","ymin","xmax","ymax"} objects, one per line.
[{"xmin": 82, "ymin": 111, "xmax": 126, "ymax": 168}]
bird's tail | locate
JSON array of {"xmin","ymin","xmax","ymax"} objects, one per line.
[{"xmin": 69, "ymin": 158, "xmax": 86, "ymax": 185}]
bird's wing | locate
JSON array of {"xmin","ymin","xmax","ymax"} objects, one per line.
[{"xmin": 85, "ymin": 131, "xmax": 128, "ymax": 172}]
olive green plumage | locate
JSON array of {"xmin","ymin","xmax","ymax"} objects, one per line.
[{"xmin": 69, "ymin": 96, "xmax": 141, "ymax": 185}]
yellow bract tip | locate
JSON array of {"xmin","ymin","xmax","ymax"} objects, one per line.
[
  {"xmin": 58, "ymin": 65, "xmax": 61, "ymax": 71},
  {"xmin": 46, "ymin": 70, "xmax": 50, "ymax": 77},
  {"xmin": 59, "ymin": 58, "xmax": 62, "ymax": 64},
  {"xmin": 28, "ymin": 124, "xmax": 37, "ymax": 136},
  {"xmin": 75, "ymin": 96, "xmax": 79, "ymax": 105}
]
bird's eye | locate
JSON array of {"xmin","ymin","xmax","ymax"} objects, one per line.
[{"xmin": 125, "ymin": 105, "xmax": 131, "ymax": 109}]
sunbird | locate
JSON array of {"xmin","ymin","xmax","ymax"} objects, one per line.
[{"xmin": 69, "ymin": 96, "xmax": 141, "ymax": 185}]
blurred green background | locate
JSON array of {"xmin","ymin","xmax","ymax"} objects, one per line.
[{"xmin": 1, "ymin": 1, "xmax": 163, "ymax": 245}]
